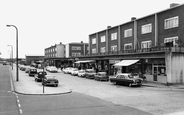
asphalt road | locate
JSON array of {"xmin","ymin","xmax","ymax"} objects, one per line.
[
  {"xmin": 48, "ymin": 71, "xmax": 184, "ymax": 115},
  {"xmin": 0, "ymin": 65, "xmax": 19, "ymax": 115},
  {"xmin": 0, "ymin": 65, "xmax": 152, "ymax": 115}
]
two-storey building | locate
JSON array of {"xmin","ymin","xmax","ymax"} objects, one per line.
[{"xmin": 78, "ymin": 3, "xmax": 184, "ymax": 84}]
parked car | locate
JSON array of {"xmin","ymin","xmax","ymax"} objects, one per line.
[
  {"xmin": 28, "ymin": 69, "xmax": 37, "ymax": 77},
  {"xmin": 70, "ymin": 68, "xmax": 79, "ymax": 76},
  {"xmin": 63, "ymin": 67, "xmax": 72, "ymax": 74},
  {"xmin": 94, "ymin": 72, "xmax": 109, "ymax": 81},
  {"xmin": 85, "ymin": 69, "xmax": 96, "ymax": 79},
  {"xmin": 78, "ymin": 70, "xmax": 86, "ymax": 77},
  {"xmin": 42, "ymin": 75, "xmax": 59, "ymax": 87},
  {"xmin": 25, "ymin": 67, "xmax": 33, "ymax": 73},
  {"xmin": 110, "ymin": 73, "xmax": 143, "ymax": 87},
  {"xmin": 34, "ymin": 71, "xmax": 47, "ymax": 82},
  {"xmin": 48, "ymin": 66, "xmax": 58, "ymax": 73}
]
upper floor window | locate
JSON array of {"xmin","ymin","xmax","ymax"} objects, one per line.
[
  {"xmin": 141, "ymin": 40, "xmax": 152, "ymax": 49},
  {"xmin": 111, "ymin": 45, "xmax": 117, "ymax": 51},
  {"xmin": 72, "ymin": 46, "xmax": 81, "ymax": 50},
  {"xmin": 142, "ymin": 23, "xmax": 152, "ymax": 34},
  {"xmin": 92, "ymin": 48, "xmax": 96, "ymax": 54},
  {"xmin": 100, "ymin": 47, "xmax": 106, "ymax": 53},
  {"xmin": 124, "ymin": 29, "xmax": 132, "ymax": 38},
  {"xmin": 111, "ymin": 32, "xmax": 117, "ymax": 40},
  {"xmin": 92, "ymin": 38, "xmax": 96, "ymax": 44},
  {"xmin": 165, "ymin": 16, "xmax": 179, "ymax": 29},
  {"xmin": 124, "ymin": 43, "xmax": 133, "ymax": 50},
  {"xmin": 101, "ymin": 36, "xmax": 106, "ymax": 42},
  {"xmin": 164, "ymin": 36, "xmax": 178, "ymax": 47}
]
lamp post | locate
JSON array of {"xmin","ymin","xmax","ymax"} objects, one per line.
[
  {"xmin": 7, "ymin": 45, "xmax": 13, "ymax": 70},
  {"xmin": 6, "ymin": 25, "xmax": 19, "ymax": 81}
]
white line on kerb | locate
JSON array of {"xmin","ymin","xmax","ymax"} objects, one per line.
[
  {"xmin": 18, "ymin": 104, "xmax": 21, "ymax": 108},
  {"xmin": 19, "ymin": 109, "xmax": 23, "ymax": 114}
]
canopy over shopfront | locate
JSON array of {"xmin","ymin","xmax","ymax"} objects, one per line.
[
  {"xmin": 113, "ymin": 60, "xmax": 139, "ymax": 66},
  {"xmin": 74, "ymin": 60, "xmax": 95, "ymax": 64}
]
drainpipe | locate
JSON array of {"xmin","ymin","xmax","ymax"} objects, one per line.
[{"xmin": 155, "ymin": 13, "xmax": 158, "ymax": 47}]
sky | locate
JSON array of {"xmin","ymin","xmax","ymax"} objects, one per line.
[{"xmin": 0, "ymin": 0, "xmax": 184, "ymax": 58}]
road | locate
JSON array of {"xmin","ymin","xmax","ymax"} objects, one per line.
[
  {"xmin": 0, "ymin": 65, "xmax": 19, "ymax": 115},
  {"xmin": 1, "ymin": 66, "xmax": 151, "ymax": 115},
  {"xmin": 49, "ymin": 71, "xmax": 184, "ymax": 115},
  {"xmin": 1, "ymin": 65, "xmax": 184, "ymax": 115}
]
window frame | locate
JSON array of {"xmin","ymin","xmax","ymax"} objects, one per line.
[
  {"xmin": 92, "ymin": 38, "xmax": 96, "ymax": 44},
  {"xmin": 100, "ymin": 36, "xmax": 106, "ymax": 42},
  {"xmin": 92, "ymin": 48, "xmax": 96, "ymax": 54},
  {"xmin": 141, "ymin": 23, "xmax": 152, "ymax": 34},
  {"xmin": 111, "ymin": 32, "xmax": 117, "ymax": 40},
  {"xmin": 124, "ymin": 29, "xmax": 132, "ymax": 38},
  {"xmin": 164, "ymin": 16, "xmax": 179, "ymax": 29},
  {"xmin": 141, "ymin": 40, "xmax": 152, "ymax": 49},
  {"xmin": 100, "ymin": 47, "xmax": 106, "ymax": 53},
  {"xmin": 164, "ymin": 36, "xmax": 178, "ymax": 47},
  {"xmin": 111, "ymin": 45, "xmax": 117, "ymax": 52},
  {"xmin": 124, "ymin": 43, "xmax": 133, "ymax": 50}
]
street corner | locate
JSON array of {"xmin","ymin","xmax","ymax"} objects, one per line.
[{"xmin": 13, "ymin": 84, "xmax": 72, "ymax": 95}]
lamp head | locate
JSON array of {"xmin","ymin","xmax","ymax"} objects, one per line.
[{"xmin": 6, "ymin": 25, "xmax": 11, "ymax": 27}]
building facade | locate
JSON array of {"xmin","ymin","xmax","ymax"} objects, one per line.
[{"xmin": 80, "ymin": 3, "xmax": 184, "ymax": 84}]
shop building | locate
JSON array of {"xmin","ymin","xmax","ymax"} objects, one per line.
[{"xmin": 77, "ymin": 3, "xmax": 184, "ymax": 84}]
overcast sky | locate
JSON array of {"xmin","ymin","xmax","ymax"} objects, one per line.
[{"xmin": 0, "ymin": 0, "xmax": 183, "ymax": 58}]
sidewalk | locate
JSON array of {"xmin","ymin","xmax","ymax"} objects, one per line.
[{"xmin": 10, "ymin": 66, "xmax": 72, "ymax": 95}]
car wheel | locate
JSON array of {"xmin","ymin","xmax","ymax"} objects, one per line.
[
  {"xmin": 56, "ymin": 84, "xmax": 58, "ymax": 87},
  {"xmin": 129, "ymin": 83, "xmax": 132, "ymax": 87},
  {"xmin": 113, "ymin": 82, "xmax": 116, "ymax": 85}
]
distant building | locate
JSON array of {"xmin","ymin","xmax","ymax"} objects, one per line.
[
  {"xmin": 25, "ymin": 55, "xmax": 44, "ymax": 65},
  {"xmin": 65, "ymin": 41, "xmax": 88, "ymax": 58}
]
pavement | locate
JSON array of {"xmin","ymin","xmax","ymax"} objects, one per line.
[
  {"xmin": 10, "ymin": 65, "xmax": 184, "ymax": 95},
  {"xmin": 10, "ymin": 66, "xmax": 72, "ymax": 95}
]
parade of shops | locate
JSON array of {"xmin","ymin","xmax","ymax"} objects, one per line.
[{"xmin": 43, "ymin": 3, "xmax": 184, "ymax": 85}]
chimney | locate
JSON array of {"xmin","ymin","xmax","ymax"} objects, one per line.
[
  {"xmin": 131, "ymin": 17, "xmax": 136, "ymax": 21},
  {"xmin": 60, "ymin": 42, "xmax": 62, "ymax": 44},
  {"xmin": 170, "ymin": 3, "xmax": 179, "ymax": 8},
  {"xmin": 107, "ymin": 26, "xmax": 111, "ymax": 29},
  {"xmin": 81, "ymin": 41, "xmax": 83, "ymax": 43}
]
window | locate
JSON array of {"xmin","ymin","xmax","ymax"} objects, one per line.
[
  {"xmin": 124, "ymin": 43, "xmax": 133, "ymax": 50},
  {"xmin": 141, "ymin": 41, "xmax": 152, "ymax": 49},
  {"xmin": 124, "ymin": 29, "xmax": 132, "ymax": 38},
  {"xmin": 111, "ymin": 33, "xmax": 117, "ymax": 40},
  {"xmin": 164, "ymin": 36, "xmax": 178, "ymax": 47},
  {"xmin": 92, "ymin": 48, "xmax": 96, "ymax": 54},
  {"xmin": 142, "ymin": 23, "xmax": 152, "ymax": 34},
  {"xmin": 111, "ymin": 45, "xmax": 117, "ymax": 51},
  {"xmin": 92, "ymin": 38, "xmax": 96, "ymax": 44},
  {"xmin": 72, "ymin": 53, "xmax": 81, "ymax": 56},
  {"xmin": 101, "ymin": 36, "xmax": 105, "ymax": 42},
  {"xmin": 72, "ymin": 46, "xmax": 81, "ymax": 50},
  {"xmin": 165, "ymin": 16, "xmax": 179, "ymax": 29},
  {"xmin": 100, "ymin": 47, "xmax": 106, "ymax": 53}
]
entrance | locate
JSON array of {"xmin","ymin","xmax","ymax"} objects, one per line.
[{"xmin": 153, "ymin": 65, "xmax": 166, "ymax": 81}]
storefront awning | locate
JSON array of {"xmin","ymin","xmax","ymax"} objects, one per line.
[
  {"xmin": 113, "ymin": 60, "xmax": 139, "ymax": 66},
  {"xmin": 74, "ymin": 60, "xmax": 95, "ymax": 64}
]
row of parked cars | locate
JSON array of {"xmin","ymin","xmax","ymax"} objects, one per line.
[
  {"xmin": 19, "ymin": 65, "xmax": 59, "ymax": 87},
  {"xmin": 62, "ymin": 67, "xmax": 143, "ymax": 87}
]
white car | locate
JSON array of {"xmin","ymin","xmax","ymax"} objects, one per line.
[
  {"xmin": 71, "ymin": 68, "xmax": 79, "ymax": 76},
  {"xmin": 48, "ymin": 66, "xmax": 58, "ymax": 73},
  {"xmin": 63, "ymin": 67, "xmax": 72, "ymax": 74},
  {"xmin": 78, "ymin": 70, "xmax": 86, "ymax": 77}
]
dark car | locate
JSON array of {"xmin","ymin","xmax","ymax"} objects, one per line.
[
  {"xmin": 85, "ymin": 69, "xmax": 96, "ymax": 79},
  {"xmin": 28, "ymin": 69, "xmax": 37, "ymax": 77},
  {"xmin": 110, "ymin": 73, "xmax": 143, "ymax": 87},
  {"xmin": 34, "ymin": 71, "xmax": 47, "ymax": 82},
  {"xmin": 94, "ymin": 72, "xmax": 109, "ymax": 81},
  {"xmin": 42, "ymin": 75, "xmax": 59, "ymax": 87}
]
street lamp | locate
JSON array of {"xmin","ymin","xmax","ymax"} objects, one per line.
[
  {"xmin": 6, "ymin": 25, "xmax": 19, "ymax": 81},
  {"xmin": 7, "ymin": 45, "xmax": 13, "ymax": 70}
]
